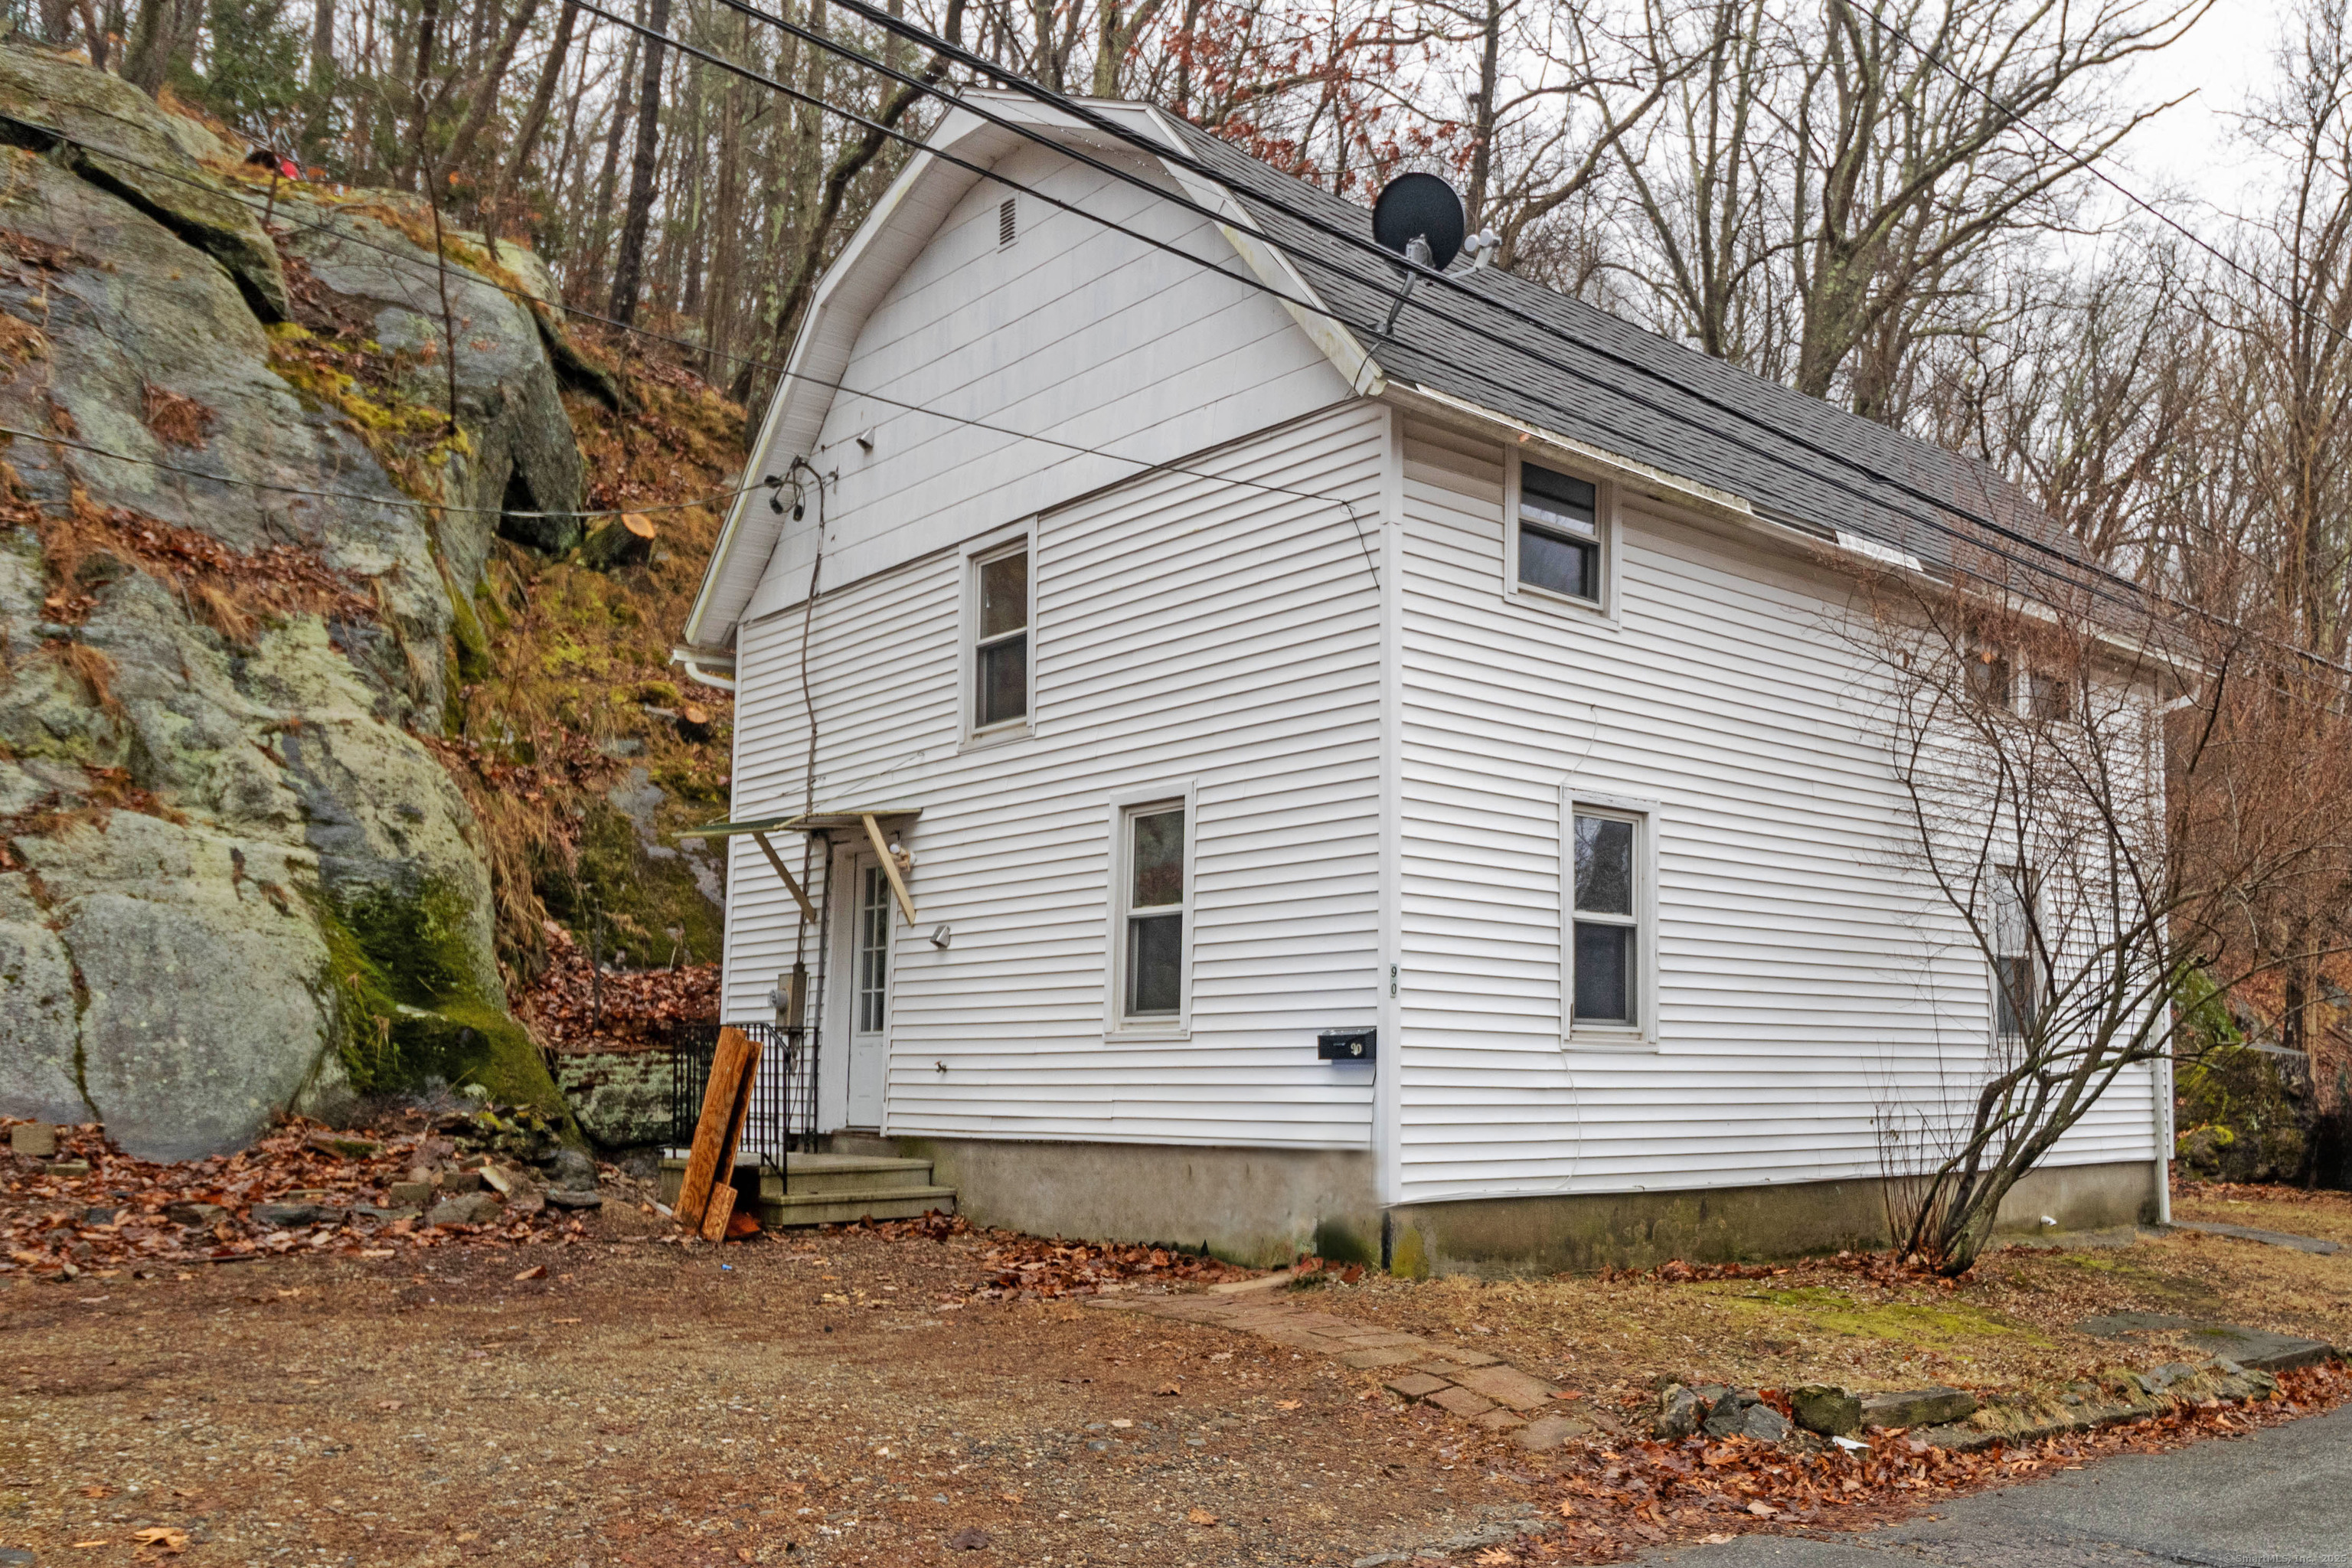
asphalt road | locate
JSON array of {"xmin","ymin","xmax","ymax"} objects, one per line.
[{"xmin": 1648, "ymin": 1403, "xmax": 2352, "ymax": 1567}]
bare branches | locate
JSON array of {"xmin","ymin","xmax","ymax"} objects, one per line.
[{"xmin": 1848, "ymin": 558, "xmax": 2352, "ymax": 1273}]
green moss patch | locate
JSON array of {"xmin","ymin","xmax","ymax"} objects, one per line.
[
  {"xmin": 540, "ymin": 798, "xmax": 722, "ymax": 965},
  {"xmin": 312, "ymin": 878, "xmax": 566, "ymax": 1121}
]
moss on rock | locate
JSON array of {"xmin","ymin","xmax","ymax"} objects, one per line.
[
  {"xmin": 315, "ymin": 877, "xmax": 565, "ymax": 1118},
  {"xmin": 541, "ymin": 796, "xmax": 724, "ymax": 965}
]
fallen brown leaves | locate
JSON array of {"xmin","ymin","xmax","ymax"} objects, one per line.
[
  {"xmin": 0, "ymin": 1116, "xmax": 593, "ymax": 1283},
  {"xmin": 1464, "ymin": 1361, "xmax": 2352, "ymax": 1563},
  {"xmin": 852, "ymin": 1208, "xmax": 1260, "ymax": 1298},
  {"xmin": 139, "ymin": 381, "xmax": 216, "ymax": 448},
  {"xmin": 1596, "ymin": 1258, "xmax": 1790, "ymax": 1285},
  {"xmin": 515, "ymin": 920, "xmax": 718, "ymax": 1050}
]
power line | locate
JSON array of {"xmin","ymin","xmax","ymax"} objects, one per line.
[
  {"xmin": 671, "ymin": 0, "xmax": 2165, "ymax": 615},
  {"xmin": 0, "ymin": 421, "xmax": 751, "ymax": 521},
  {"xmin": 727, "ymin": 0, "xmax": 2352, "ymax": 682},
  {"xmin": 1855, "ymin": 4, "xmax": 2352, "ymax": 352},
  {"xmin": 0, "ymin": 110, "xmax": 1382, "ymax": 589}
]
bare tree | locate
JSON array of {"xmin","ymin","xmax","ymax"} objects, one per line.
[{"xmin": 1850, "ymin": 561, "xmax": 2352, "ymax": 1274}]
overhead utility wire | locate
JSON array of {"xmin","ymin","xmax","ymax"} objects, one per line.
[
  {"xmin": 0, "ymin": 108, "xmax": 1383, "ymax": 590},
  {"xmin": 742, "ymin": 0, "xmax": 2352, "ymax": 678},
  {"xmin": 0, "ymin": 422, "xmax": 753, "ymax": 521},
  {"xmin": 1857, "ymin": 5, "xmax": 2352, "ymax": 353},
  {"xmin": 668, "ymin": 0, "xmax": 2171, "ymax": 622},
  {"xmin": 8, "ymin": 25, "xmax": 2267, "ymax": 667}
]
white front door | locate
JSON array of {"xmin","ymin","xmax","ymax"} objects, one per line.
[{"xmin": 836, "ymin": 852, "xmax": 891, "ymax": 1129}]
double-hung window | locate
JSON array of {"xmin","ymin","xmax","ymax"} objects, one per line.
[
  {"xmin": 1118, "ymin": 802, "xmax": 1187, "ymax": 1022},
  {"xmin": 1991, "ymin": 865, "xmax": 2040, "ymax": 1040},
  {"xmin": 1570, "ymin": 810, "xmax": 1642, "ymax": 1029},
  {"xmin": 973, "ymin": 544, "xmax": 1029, "ymax": 731},
  {"xmin": 1517, "ymin": 462, "xmax": 1604, "ymax": 606}
]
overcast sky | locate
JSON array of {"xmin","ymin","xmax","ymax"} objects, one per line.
[{"xmin": 2118, "ymin": 0, "xmax": 2292, "ymax": 212}]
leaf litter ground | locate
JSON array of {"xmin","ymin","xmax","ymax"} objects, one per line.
[{"xmin": 1, "ymin": 1171, "xmax": 2345, "ymax": 1565}]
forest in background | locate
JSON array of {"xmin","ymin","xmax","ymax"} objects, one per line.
[{"xmin": 8, "ymin": 0, "xmax": 2352, "ymax": 1168}]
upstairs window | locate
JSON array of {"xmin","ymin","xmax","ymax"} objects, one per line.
[
  {"xmin": 1517, "ymin": 462, "xmax": 1603, "ymax": 604},
  {"xmin": 975, "ymin": 545, "xmax": 1029, "ymax": 730}
]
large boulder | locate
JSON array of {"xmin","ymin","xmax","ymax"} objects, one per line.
[{"xmin": 0, "ymin": 45, "xmax": 571, "ymax": 1158}]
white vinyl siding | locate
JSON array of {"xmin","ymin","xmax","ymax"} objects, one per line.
[
  {"xmin": 1391, "ymin": 417, "xmax": 2159, "ymax": 1204},
  {"xmin": 738, "ymin": 140, "xmax": 1353, "ymax": 625},
  {"xmin": 723, "ymin": 403, "xmax": 1386, "ymax": 1149}
]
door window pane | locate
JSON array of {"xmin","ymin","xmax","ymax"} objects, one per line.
[
  {"xmin": 1131, "ymin": 808, "xmax": 1184, "ymax": 907},
  {"xmin": 1573, "ymin": 815, "xmax": 1634, "ymax": 914},
  {"xmin": 857, "ymin": 865, "xmax": 889, "ymax": 1033},
  {"xmin": 1573, "ymin": 922, "xmax": 1633, "ymax": 1024},
  {"xmin": 1127, "ymin": 912, "xmax": 1182, "ymax": 1014}
]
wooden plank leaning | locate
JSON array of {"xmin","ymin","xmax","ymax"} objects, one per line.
[
  {"xmin": 700, "ymin": 1055, "xmax": 760, "ymax": 1243},
  {"xmin": 673, "ymin": 1025, "xmax": 758, "ymax": 1229}
]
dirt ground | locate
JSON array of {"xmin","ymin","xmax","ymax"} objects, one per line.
[
  {"xmin": 4, "ymin": 1182, "xmax": 2347, "ymax": 1568},
  {"xmin": 0, "ymin": 1224, "xmax": 1534, "ymax": 1567}
]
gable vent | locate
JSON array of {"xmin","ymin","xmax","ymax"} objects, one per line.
[{"xmin": 998, "ymin": 197, "xmax": 1016, "ymax": 248}]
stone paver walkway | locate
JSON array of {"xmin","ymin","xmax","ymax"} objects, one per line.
[{"xmin": 1091, "ymin": 1275, "xmax": 1615, "ymax": 1452}]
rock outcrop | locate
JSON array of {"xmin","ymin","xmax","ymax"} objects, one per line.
[{"xmin": 0, "ymin": 45, "xmax": 590, "ymax": 1158}]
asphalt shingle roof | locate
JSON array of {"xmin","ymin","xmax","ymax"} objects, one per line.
[{"xmin": 1168, "ymin": 122, "xmax": 2082, "ymax": 582}]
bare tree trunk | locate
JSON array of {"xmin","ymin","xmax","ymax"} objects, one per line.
[
  {"xmin": 580, "ymin": 18, "xmax": 640, "ymax": 302},
  {"xmin": 437, "ymin": 0, "xmax": 547, "ymax": 191},
  {"xmin": 740, "ymin": 0, "xmax": 967, "ymax": 402},
  {"xmin": 487, "ymin": 0, "xmax": 580, "ymax": 241},
  {"xmin": 606, "ymin": 0, "xmax": 672, "ymax": 328},
  {"xmin": 302, "ymin": 0, "xmax": 340, "ymax": 158}
]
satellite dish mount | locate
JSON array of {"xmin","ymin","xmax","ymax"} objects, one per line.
[{"xmin": 1370, "ymin": 172, "xmax": 1466, "ymax": 338}]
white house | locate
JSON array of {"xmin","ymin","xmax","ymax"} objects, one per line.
[{"xmin": 674, "ymin": 91, "xmax": 2170, "ymax": 1272}]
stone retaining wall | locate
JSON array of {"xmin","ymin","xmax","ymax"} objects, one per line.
[{"xmin": 550, "ymin": 1048, "xmax": 675, "ymax": 1148}]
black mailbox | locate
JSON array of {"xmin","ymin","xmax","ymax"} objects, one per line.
[{"xmin": 1318, "ymin": 1027, "xmax": 1375, "ymax": 1062}]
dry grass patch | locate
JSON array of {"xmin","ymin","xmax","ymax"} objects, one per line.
[
  {"xmin": 2173, "ymin": 1179, "xmax": 2352, "ymax": 1248},
  {"xmin": 1314, "ymin": 1221, "xmax": 2348, "ymax": 1415}
]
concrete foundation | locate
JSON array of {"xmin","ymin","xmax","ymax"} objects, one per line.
[
  {"xmin": 831, "ymin": 1134, "xmax": 2160, "ymax": 1276},
  {"xmin": 1387, "ymin": 1159, "xmax": 2163, "ymax": 1278},
  {"xmin": 840, "ymin": 1135, "xmax": 1382, "ymax": 1269}
]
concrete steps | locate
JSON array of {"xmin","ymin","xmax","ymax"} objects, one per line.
[
  {"xmin": 658, "ymin": 1152, "xmax": 957, "ymax": 1228},
  {"xmin": 757, "ymin": 1153, "xmax": 956, "ymax": 1227}
]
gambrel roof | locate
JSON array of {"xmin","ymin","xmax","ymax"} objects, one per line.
[{"xmin": 684, "ymin": 93, "xmax": 2088, "ymax": 658}]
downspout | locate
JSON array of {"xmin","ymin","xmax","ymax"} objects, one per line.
[{"xmin": 671, "ymin": 649, "xmax": 738, "ymax": 691}]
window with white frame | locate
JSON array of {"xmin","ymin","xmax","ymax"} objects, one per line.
[
  {"xmin": 973, "ymin": 544, "xmax": 1029, "ymax": 730},
  {"xmin": 1517, "ymin": 461, "xmax": 1605, "ymax": 606},
  {"xmin": 1570, "ymin": 807, "xmax": 1643, "ymax": 1031},
  {"xmin": 1991, "ymin": 864, "xmax": 2040, "ymax": 1040},
  {"xmin": 1118, "ymin": 802, "xmax": 1187, "ymax": 1020}
]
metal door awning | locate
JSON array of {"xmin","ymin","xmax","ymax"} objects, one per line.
[{"xmin": 689, "ymin": 808, "xmax": 922, "ymax": 923}]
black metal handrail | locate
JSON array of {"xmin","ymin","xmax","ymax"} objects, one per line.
[{"xmin": 665, "ymin": 1021, "xmax": 818, "ymax": 1173}]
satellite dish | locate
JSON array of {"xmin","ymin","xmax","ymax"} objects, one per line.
[{"xmin": 1371, "ymin": 172, "xmax": 1466, "ymax": 271}]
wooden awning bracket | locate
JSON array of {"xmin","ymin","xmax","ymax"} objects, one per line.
[
  {"xmin": 749, "ymin": 831, "xmax": 819, "ymax": 923},
  {"xmin": 861, "ymin": 813, "xmax": 918, "ymax": 925}
]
